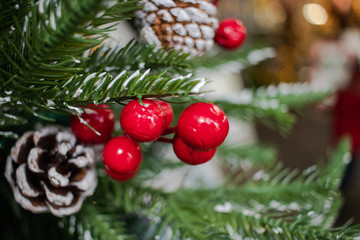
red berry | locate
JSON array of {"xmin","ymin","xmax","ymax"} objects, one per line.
[
  {"xmin": 177, "ymin": 102, "xmax": 229, "ymax": 151},
  {"xmin": 103, "ymin": 136, "xmax": 142, "ymax": 175},
  {"xmin": 120, "ymin": 99, "xmax": 166, "ymax": 142},
  {"xmin": 105, "ymin": 167, "xmax": 138, "ymax": 181},
  {"xmin": 215, "ymin": 18, "xmax": 247, "ymax": 49},
  {"xmin": 70, "ymin": 104, "xmax": 115, "ymax": 144},
  {"xmin": 173, "ymin": 135, "xmax": 217, "ymax": 165},
  {"xmin": 156, "ymin": 100, "xmax": 174, "ymax": 129},
  {"xmin": 212, "ymin": 0, "xmax": 220, "ymax": 6}
]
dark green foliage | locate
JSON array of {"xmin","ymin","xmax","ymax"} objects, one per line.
[{"xmin": 0, "ymin": 0, "xmax": 30, "ymax": 37}]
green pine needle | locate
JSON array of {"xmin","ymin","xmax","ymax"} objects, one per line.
[
  {"xmin": 87, "ymin": 40, "xmax": 194, "ymax": 76},
  {"xmin": 65, "ymin": 204, "xmax": 131, "ymax": 240}
]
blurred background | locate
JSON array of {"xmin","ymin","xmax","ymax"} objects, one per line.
[{"xmin": 214, "ymin": 0, "xmax": 360, "ymax": 225}]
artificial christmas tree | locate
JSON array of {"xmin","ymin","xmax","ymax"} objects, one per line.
[{"xmin": 1, "ymin": 0, "xmax": 360, "ymax": 239}]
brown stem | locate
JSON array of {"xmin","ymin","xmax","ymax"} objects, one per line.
[
  {"xmin": 156, "ymin": 137, "xmax": 173, "ymax": 144},
  {"xmin": 162, "ymin": 126, "xmax": 177, "ymax": 136}
]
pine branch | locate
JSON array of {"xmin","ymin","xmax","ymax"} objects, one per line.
[
  {"xmin": 239, "ymin": 139, "xmax": 350, "ymax": 190},
  {"xmin": 161, "ymin": 194, "xmax": 357, "ymax": 240},
  {"xmin": 92, "ymin": 0, "xmax": 141, "ymax": 26},
  {"xmin": 68, "ymin": 204, "xmax": 131, "ymax": 240},
  {"xmin": 194, "ymin": 42, "xmax": 274, "ymax": 70},
  {"xmin": 0, "ymin": 0, "xmax": 30, "ymax": 37},
  {"xmin": 87, "ymin": 41, "xmax": 194, "ymax": 76},
  {"xmin": 213, "ymin": 82, "xmax": 328, "ymax": 134},
  {"xmin": 256, "ymin": 82, "xmax": 330, "ymax": 108},
  {"xmin": 92, "ymin": 182, "xmax": 357, "ymax": 240},
  {"xmin": 39, "ymin": 70, "xmax": 204, "ymax": 108},
  {"xmin": 218, "ymin": 143, "xmax": 277, "ymax": 171},
  {"xmin": 0, "ymin": 0, "xmax": 140, "ymax": 87},
  {"xmin": 221, "ymin": 140, "xmax": 351, "ymax": 228},
  {"xmin": 0, "ymin": 69, "xmax": 205, "ymax": 130},
  {"xmin": 203, "ymin": 210, "xmax": 360, "ymax": 240},
  {"xmin": 215, "ymin": 98, "xmax": 295, "ymax": 134},
  {"xmin": 0, "ymin": 110, "xmax": 28, "ymax": 128},
  {"xmin": 82, "ymin": 141, "xmax": 355, "ymax": 240}
]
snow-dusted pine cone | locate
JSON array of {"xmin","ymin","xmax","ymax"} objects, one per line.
[
  {"xmin": 135, "ymin": 0, "xmax": 218, "ymax": 56},
  {"xmin": 4, "ymin": 126, "xmax": 97, "ymax": 217}
]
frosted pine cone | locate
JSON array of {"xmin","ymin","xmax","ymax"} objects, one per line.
[
  {"xmin": 4, "ymin": 126, "xmax": 97, "ymax": 217},
  {"xmin": 135, "ymin": 0, "xmax": 218, "ymax": 56}
]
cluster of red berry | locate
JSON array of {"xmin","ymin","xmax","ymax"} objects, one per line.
[{"xmin": 70, "ymin": 100, "xmax": 229, "ymax": 181}]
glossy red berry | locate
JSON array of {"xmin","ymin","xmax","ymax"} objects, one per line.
[
  {"xmin": 120, "ymin": 99, "xmax": 166, "ymax": 142},
  {"xmin": 215, "ymin": 18, "xmax": 247, "ymax": 49},
  {"xmin": 103, "ymin": 136, "xmax": 142, "ymax": 177},
  {"xmin": 105, "ymin": 168, "xmax": 138, "ymax": 181},
  {"xmin": 177, "ymin": 102, "xmax": 229, "ymax": 151},
  {"xmin": 173, "ymin": 135, "xmax": 217, "ymax": 165},
  {"xmin": 70, "ymin": 104, "xmax": 115, "ymax": 144},
  {"xmin": 156, "ymin": 100, "xmax": 174, "ymax": 129}
]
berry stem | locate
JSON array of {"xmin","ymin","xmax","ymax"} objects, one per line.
[
  {"xmin": 156, "ymin": 137, "xmax": 173, "ymax": 144},
  {"xmin": 161, "ymin": 126, "xmax": 177, "ymax": 136}
]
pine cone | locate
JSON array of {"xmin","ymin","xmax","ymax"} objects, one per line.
[
  {"xmin": 4, "ymin": 126, "xmax": 97, "ymax": 217},
  {"xmin": 135, "ymin": 0, "xmax": 218, "ymax": 56}
]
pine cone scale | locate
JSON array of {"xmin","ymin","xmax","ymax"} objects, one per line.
[
  {"xmin": 16, "ymin": 163, "xmax": 42, "ymax": 198},
  {"xmin": 69, "ymin": 169, "xmax": 97, "ymax": 194},
  {"xmin": 34, "ymin": 128, "xmax": 58, "ymax": 149},
  {"xmin": 27, "ymin": 147, "xmax": 46, "ymax": 173},
  {"xmin": 13, "ymin": 186, "xmax": 48, "ymax": 213},
  {"xmin": 47, "ymin": 196, "xmax": 84, "ymax": 217},
  {"xmin": 48, "ymin": 166, "xmax": 70, "ymax": 187},
  {"xmin": 11, "ymin": 132, "xmax": 34, "ymax": 164},
  {"xmin": 41, "ymin": 181, "xmax": 74, "ymax": 207}
]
